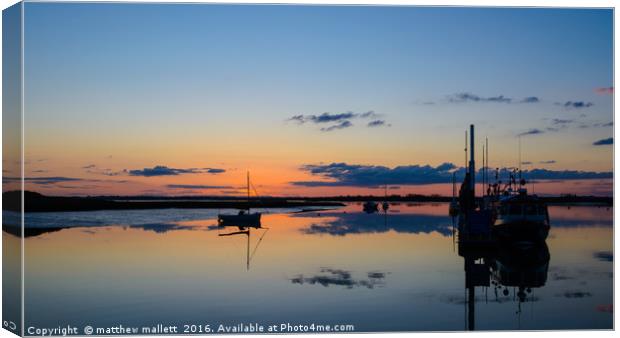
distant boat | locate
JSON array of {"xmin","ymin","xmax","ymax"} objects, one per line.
[
  {"xmin": 363, "ymin": 201, "xmax": 379, "ymax": 213},
  {"xmin": 381, "ymin": 185, "xmax": 390, "ymax": 212},
  {"xmin": 218, "ymin": 171, "xmax": 261, "ymax": 227}
]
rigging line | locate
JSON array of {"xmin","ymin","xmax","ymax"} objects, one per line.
[
  {"xmin": 250, "ymin": 181, "xmax": 261, "ymax": 200},
  {"xmin": 249, "ymin": 228, "xmax": 270, "ymax": 262}
]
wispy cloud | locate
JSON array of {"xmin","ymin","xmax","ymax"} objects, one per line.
[
  {"xmin": 539, "ymin": 160, "xmax": 556, "ymax": 164},
  {"xmin": 367, "ymin": 120, "xmax": 390, "ymax": 128},
  {"xmin": 445, "ymin": 92, "xmax": 540, "ymax": 104},
  {"xmin": 594, "ymin": 87, "xmax": 614, "ymax": 95},
  {"xmin": 166, "ymin": 184, "xmax": 234, "ymax": 190},
  {"xmin": 517, "ymin": 128, "xmax": 545, "ymax": 137},
  {"xmin": 551, "ymin": 118, "xmax": 574, "ymax": 125},
  {"xmin": 593, "ymin": 137, "xmax": 613, "ymax": 146},
  {"xmin": 4, "ymin": 176, "xmax": 84, "ymax": 185},
  {"xmin": 287, "ymin": 110, "xmax": 388, "ymax": 132},
  {"xmin": 557, "ymin": 101, "xmax": 594, "ymax": 109},
  {"xmin": 128, "ymin": 165, "xmax": 226, "ymax": 177},
  {"xmin": 320, "ymin": 120, "xmax": 353, "ymax": 132}
]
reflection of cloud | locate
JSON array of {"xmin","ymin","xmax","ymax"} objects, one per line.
[
  {"xmin": 129, "ymin": 223, "xmax": 199, "ymax": 233},
  {"xmin": 290, "ymin": 268, "xmax": 388, "ymax": 289},
  {"xmin": 593, "ymin": 138, "xmax": 613, "ymax": 146},
  {"xmin": 596, "ymin": 304, "xmax": 613, "ymax": 313},
  {"xmin": 593, "ymin": 251, "xmax": 613, "ymax": 262},
  {"xmin": 128, "ymin": 165, "xmax": 225, "ymax": 177},
  {"xmin": 297, "ymin": 212, "xmax": 453, "ymax": 237},
  {"xmin": 556, "ymin": 290, "xmax": 592, "ymax": 298}
]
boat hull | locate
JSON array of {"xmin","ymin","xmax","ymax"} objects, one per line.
[
  {"xmin": 218, "ymin": 213, "xmax": 262, "ymax": 227},
  {"xmin": 492, "ymin": 220, "xmax": 549, "ymax": 243}
]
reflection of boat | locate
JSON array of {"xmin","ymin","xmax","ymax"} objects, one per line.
[
  {"xmin": 493, "ymin": 187, "xmax": 550, "ymax": 242},
  {"xmin": 363, "ymin": 201, "xmax": 379, "ymax": 213},
  {"xmin": 459, "ymin": 235, "xmax": 550, "ymax": 330},
  {"xmin": 219, "ymin": 226, "xmax": 269, "ymax": 270},
  {"xmin": 218, "ymin": 171, "xmax": 261, "ymax": 226}
]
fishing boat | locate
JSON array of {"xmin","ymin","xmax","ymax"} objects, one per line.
[
  {"xmin": 218, "ymin": 171, "xmax": 261, "ymax": 227},
  {"xmin": 493, "ymin": 183, "xmax": 550, "ymax": 242}
]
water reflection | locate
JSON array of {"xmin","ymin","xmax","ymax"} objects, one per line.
[
  {"xmin": 290, "ymin": 268, "xmax": 388, "ymax": 289},
  {"xmin": 4, "ymin": 203, "xmax": 613, "ymax": 331},
  {"xmin": 217, "ymin": 225, "xmax": 269, "ymax": 270},
  {"xmin": 460, "ymin": 240, "xmax": 550, "ymax": 330}
]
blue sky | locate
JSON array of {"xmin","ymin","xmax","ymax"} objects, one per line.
[{"xmin": 13, "ymin": 3, "xmax": 614, "ymax": 196}]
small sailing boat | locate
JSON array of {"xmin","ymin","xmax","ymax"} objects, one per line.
[
  {"xmin": 363, "ymin": 201, "xmax": 379, "ymax": 213},
  {"xmin": 218, "ymin": 171, "xmax": 261, "ymax": 227}
]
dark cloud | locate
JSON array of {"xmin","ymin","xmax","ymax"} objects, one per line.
[
  {"xmin": 4, "ymin": 176, "xmax": 84, "ymax": 185},
  {"xmin": 594, "ymin": 87, "xmax": 614, "ymax": 95},
  {"xmin": 521, "ymin": 161, "xmax": 532, "ymax": 165},
  {"xmin": 517, "ymin": 129, "xmax": 545, "ymax": 137},
  {"xmin": 446, "ymin": 93, "xmax": 539, "ymax": 104},
  {"xmin": 320, "ymin": 120, "xmax": 352, "ymax": 132},
  {"xmin": 551, "ymin": 118, "xmax": 574, "ymax": 125},
  {"xmin": 539, "ymin": 160, "xmax": 556, "ymax": 164},
  {"xmin": 290, "ymin": 268, "xmax": 387, "ymax": 289},
  {"xmin": 287, "ymin": 110, "xmax": 387, "ymax": 132},
  {"xmin": 291, "ymin": 162, "xmax": 612, "ymax": 187},
  {"xmin": 558, "ymin": 101, "xmax": 594, "ymax": 109},
  {"xmin": 593, "ymin": 251, "xmax": 613, "ymax": 262},
  {"xmin": 128, "ymin": 165, "xmax": 225, "ymax": 177},
  {"xmin": 367, "ymin": 120, "xmax": 389, "ymax": 128},
  {"xmin": 292, "ymin": 162, "xmax": 458, "ymax": 187},
  {"xmin": 520, "ymin": 96, "xmax": 540, "ymax": 103},
  {"xmin": 593, "ymin": 138, "xmax": 613, "ymax": 146},
  {"xmin": 82, "ymin": 164, "xmax": 96, "ymax": 169},
  {"xmin": 287, "ymin": 111, "xmax": 374, "ymax": 124},
  {"xmin": 166, "ymin": 184, "xmax": 234, "ymax": 190},
  {"xmin": 448, "ymin": 92, "xmax": 511, "ymax": 103}
]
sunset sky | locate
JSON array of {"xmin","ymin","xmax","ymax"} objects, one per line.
[{"xmin": 5, "ymin": 3, "xmax": 613, "ymax": 196}]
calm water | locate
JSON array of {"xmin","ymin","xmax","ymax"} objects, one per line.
[{"xmin": 4, "ymin": 203, "xmax": 613, "ymax": 332}]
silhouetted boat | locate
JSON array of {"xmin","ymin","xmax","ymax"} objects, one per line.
[
  {"xmin": 493, "ymin": 187, "xmax": 550, "ymax": 242},
  {"xmin": 363, "ymin": 201, "xmax": 379, "ymax": 213},
  {"xmin": 218, "ymin": 171, "xmax": 261, "ymax": 226}
]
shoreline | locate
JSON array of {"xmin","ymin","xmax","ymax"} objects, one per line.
[{"xmin": 2, "ymin": 191, "xmax": 613, "ymax": 213}]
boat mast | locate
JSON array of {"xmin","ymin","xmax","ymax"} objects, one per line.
[
  {"xmin": 247, "ymin": 171, "xmax": 250, "ymax": 212},
  {"xmin": 469, "ymin": 124, "xmax": 475, "ymax": 197}
]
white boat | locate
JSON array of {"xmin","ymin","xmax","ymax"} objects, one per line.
[{"xmin": 218, "ymin": 171, "xmax": 261, "ymax": 227}]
